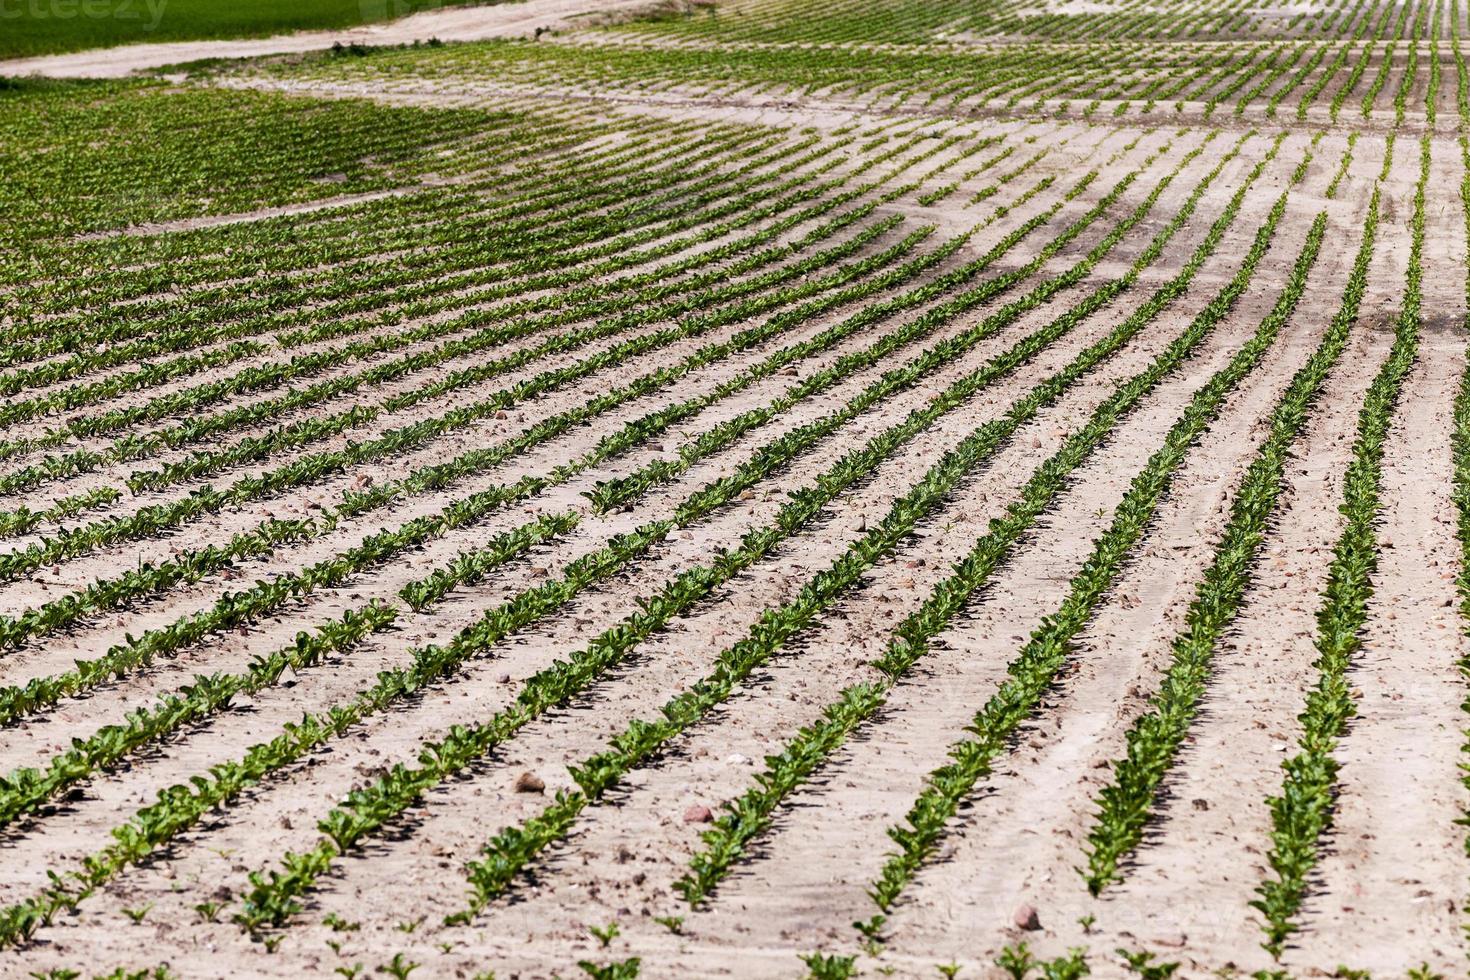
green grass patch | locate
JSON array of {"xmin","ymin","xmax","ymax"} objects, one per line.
[{"xmin": 0, "ymin": 0, "xmax": 482, "ymax": 61}]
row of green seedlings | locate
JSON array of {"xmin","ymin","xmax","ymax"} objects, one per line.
[
  {"xmin": 0, "ymin": 112, "xmax": 733, "ymax": 360},
  {"xmin": 0, "ymin": 145, "xmax": 1172, "ymax": 947},
  {"xmin": 1456, "ymin": 0, "xmax": 1468, "ymax": 130},
  {"xmin": 0, "ymin": 136, "xmax": 878, "ymax": 493},
  {"xmin": 1325, "ymin": 132, "xmax": 1359, "ymax": 199},
  {"xmin": 1080, "ymin": 138, "xmax": 1410, "ymax": 903},
  {"xmin": 803, "ymin": 940, "xmax": 1089, "ymax": 980},
  {"xmin": 1455, "ymin": 129, "xmax": 1470, "ymax": 959},
  {"xmin": 0, "ymin": 220, "xmax": 949, "ymax": 711},
  {"xmin": 1418, "ymin": 0, "xmax": 1438, "ymax": 120},
  {"xmin": 1323, "ymin": 0, "xmax": 1397, "ymax": 122},
  {"xmin": 0, "ymin": 196, "xmax": 914, "ymax": 582},
  {"xmin": 419, "ymin": 134, "xmax": 1246, "ymax": 930},
  {"xmin": 26, "ymin": 967, "xmax": 175, "ymax": 980},
  {"xmin": 44, "ymin": 113, "xmax": 964, "ymax": 351},
  {"xmin": 674, "ymin": 131, "xmax": 1289, "ymax": 911},
  {"xmin": 0, "ymin": 98, "xmax": 634, "ymax": 305},
  {"xmin": 1356, "ymin": 0, "xmax": 1412, "ymax": 119},
  {"xmin": 0, "ymin": 120, "xmax": 891, "ymax": 448},
  {"xmin": 819, "ymin": 172, "xmax": 1329, "ymax": 953},
  {"xmin": 1252, "ymin": 141, "xmax": 1423, "ymax": 956},
  {"xmin": 0, "ymin": 132, "xmax": 1136, "ymax": 694},
  {"xmin": 1389, "ymin": 0, "xmax": 1429, "ymax": 126},
  {"xmin": 0, "ymin": 149, "xmax": 1139, "ymax": 842},
  {"xmin": 0, "ymin": 127, "xmax": 855, "ymax": 436},
  {"xmin": 213, "ymin": 139, "xmax": 1205, "ymax": 934},
  {"xmin": 0, "ymin": 116, "xmax": 976, "ymax": 519},
  {"xmin": 581, "ymin": 133, "xmax": 1196, "ymax": 513}
]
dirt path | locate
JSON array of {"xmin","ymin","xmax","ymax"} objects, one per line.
[{"xmin": 0, "ymin": 0, "xmax": 661, "ymax": 79}]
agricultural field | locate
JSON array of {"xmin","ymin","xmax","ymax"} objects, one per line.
[{"xmin": 3, "ymin": 0, "xmax": 1470, "ymax": 977}]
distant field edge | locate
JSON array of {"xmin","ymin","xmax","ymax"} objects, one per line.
[{"xmin": 0, "ymin": 0, "xmax": 492, "ymax": 63}]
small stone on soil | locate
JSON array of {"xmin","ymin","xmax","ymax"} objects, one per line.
[{"xmin": 1012, "ymin": 902, "xmax": 1040, "ymax": 930}]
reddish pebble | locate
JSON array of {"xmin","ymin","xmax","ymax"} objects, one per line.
[{"xmin": 1012, "ymin": 902, "xmax": 1040, "ymax": 931}]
